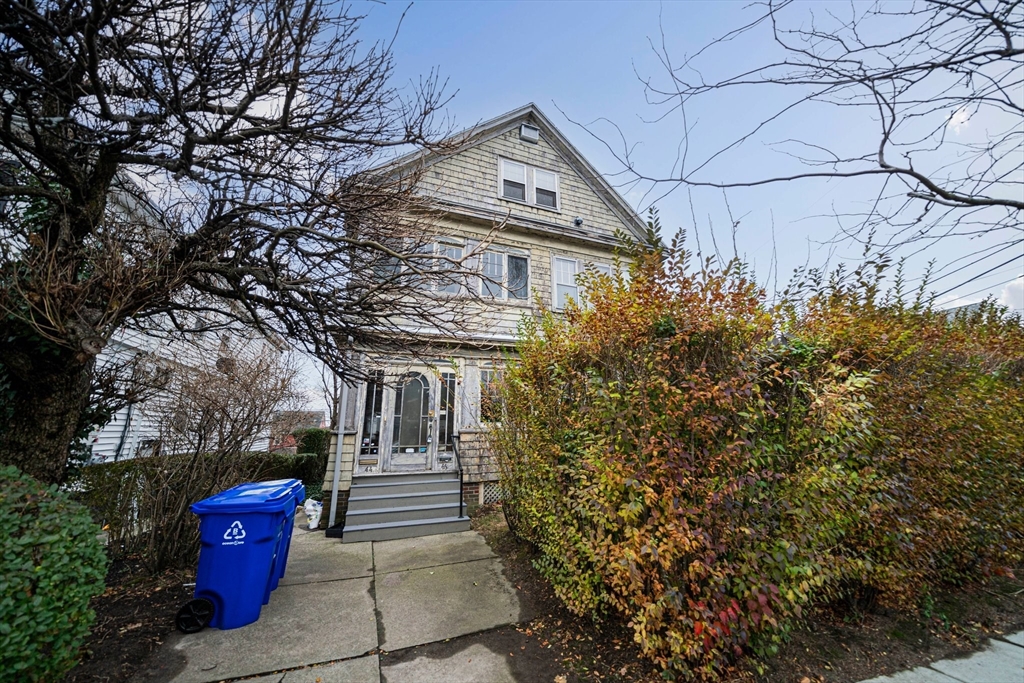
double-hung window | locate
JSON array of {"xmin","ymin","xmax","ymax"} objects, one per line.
[
  {"xmin": 554, "ymin": 257, "xmax": 579, "ymax": 310},
  {"xmin": 500, "ymin": 159, "xmax": 559, "ymax": 209},
  {"xmin": 480, "ymin": 250, "xmax": 530, "ymax": 300},
  {"xmin": 501, "ymin": 160, "xmax": 527, "ymax": 202},
  {"xmin": 436, "ymin": 241, "xmax": 463, "ymax": 294},
  {"xmin": 553, "ymin": 259, "xmax": 615, "ymax": 310},
  {"xmin": 534, "ymin": 169, "xmax": 558, "ymax": 208}
]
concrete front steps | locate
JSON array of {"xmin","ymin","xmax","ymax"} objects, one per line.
[{"xmin": 341, "ymin": 471, "xmax": 470, "ymax": 543}]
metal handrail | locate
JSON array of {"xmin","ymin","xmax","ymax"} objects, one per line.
[{"xmin": 452, "ymin": 434, "xmax": 465, "ymax": 518}]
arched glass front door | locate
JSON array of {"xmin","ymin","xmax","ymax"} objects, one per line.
[{"xmin": 389, "ymin": 372, "xmax": 431, "ymax": 469}]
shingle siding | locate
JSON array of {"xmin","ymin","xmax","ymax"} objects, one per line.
[
  {"xmin": 420, "ymin": 126, "xmax": 631, "ymax": 243},
  {"xmin": 324, "ymin": 105, "xmax": 641, "ymax": 500}
]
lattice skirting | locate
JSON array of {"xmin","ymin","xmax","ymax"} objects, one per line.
[{"xmin": 482, "ymin": 481, "xmax": 503, "ymax": 505}]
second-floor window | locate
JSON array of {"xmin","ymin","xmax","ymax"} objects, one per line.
[
  {"xmin": 554, "ymin": 257, "xmax": 578, "ymax": 310},
  {"xmin": 435, "ymin": 241, "xmax": 464, "ymax": 294},
  {"xmin": 553, "ymin": 258, "xmax": 615, "ymax": 310},
  {"xmin": 480, "ymin": 250, "xmax": 529, "ymax": 300},
  {"xmin": 500, "ymin": 159, "xmax": 559, "ymax": 209}
]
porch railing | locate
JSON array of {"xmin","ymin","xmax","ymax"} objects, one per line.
[{"xmin": 452, "ymin": 434, "xmax": 465, "ymax": 518}]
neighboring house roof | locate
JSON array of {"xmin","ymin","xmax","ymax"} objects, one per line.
[{"xmin": 379, "ymin": 103, "xmax": 650, "ymax": 245}]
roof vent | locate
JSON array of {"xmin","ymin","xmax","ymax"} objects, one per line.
[{"xmin": 519, "ymin": 124, "xmax": 540, "ymax": 143}]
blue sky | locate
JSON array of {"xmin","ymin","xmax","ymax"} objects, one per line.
[{"xmin": 356, "ymin": 0, "xmax": 1023, "ymax": 313}]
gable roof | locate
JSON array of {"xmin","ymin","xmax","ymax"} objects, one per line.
[{"xmin": 381, "ymin": 103, "xmax": 649, "ymax": 244}]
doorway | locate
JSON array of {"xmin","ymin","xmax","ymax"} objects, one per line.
[{"xmin": 357, "ymin": 366, "xmax": 459, "ymax": 473}]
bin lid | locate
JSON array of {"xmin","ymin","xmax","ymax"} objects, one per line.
[{"xmin": 191, "ymin": 479, "xmax": 302, "ymax": 515}]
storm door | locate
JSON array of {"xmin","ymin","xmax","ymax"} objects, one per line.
[
  {"xmin": 388, "ymin": 372, "xmax": 432, "ymax": 470},
  {"xmin": 436, "ymin": 372, "xmax": 457, "ymax": 470},
  {"xmin": 357, "ymin": 370, "xmax": 385, "ymax": 472}
]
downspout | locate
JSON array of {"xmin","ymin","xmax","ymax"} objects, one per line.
[{"xmin": 328, "ymin": 338, "xmax": 354, "ymax": 529}]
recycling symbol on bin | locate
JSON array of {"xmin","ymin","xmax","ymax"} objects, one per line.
[{"xmin": 222, "ymin": 520, "xmax": 246, "ymax": 546}]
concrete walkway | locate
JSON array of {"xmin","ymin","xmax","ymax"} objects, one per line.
[
  {"xmin": 138, "ymin": 515, "xmax": 531, "ymax": 683},
  {"xmin": 860, "ymin": 631, "xmax": 1024, "ymax": 683},
  {"xmin": 136, "ymin": 513, "xmax": 1024, "ymax": 683}
]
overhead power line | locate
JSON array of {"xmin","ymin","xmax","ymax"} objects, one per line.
[
  {"xmin": 940, "ymin": 275, "xmax": 1022, "ymax": 306},
  {"xmin": 924, "ymin": 239, "xmax": 1024, "ymax": 285},
  {"xmin": 933, "ymin": 253, "xmax": 1024, "ymax": 299}
]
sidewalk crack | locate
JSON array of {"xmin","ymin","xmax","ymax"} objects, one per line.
[{"xmin": 371, "ymin": 542, "xmax": 386, "ymax": 682}]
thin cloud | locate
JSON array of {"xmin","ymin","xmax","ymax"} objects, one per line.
[{"xmin": 1000, "ymin": 276, "xmax": 1024, "ymax": 311}]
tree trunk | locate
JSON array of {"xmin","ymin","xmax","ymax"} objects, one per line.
[{"xmin": 0, "ymin": 342, "xmax": 95, "ymax": 485}]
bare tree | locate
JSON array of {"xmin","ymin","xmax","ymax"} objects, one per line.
[
  {"xmin": 151, "ymin": 346, "xmax": 303, "ymax": 457},
  {"xmin": 576, "ymin": 0, "xmax": 1022, "ymax": 274},
  {"xmin": 101, "ymin": 345, "xmax": 304, "ymax": 571},
  {"xmin": 0, "ymin": 0, "xmax": 488, "ymax": 484}
]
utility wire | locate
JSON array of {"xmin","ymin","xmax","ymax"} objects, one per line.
[
  {"xmin": 933, "ymin": 254, "xmax": 1024, "ymax": 298},
  {"xmin": 939, "ymin": 275, "xmax": 1021, "ymax": 305},
  {"xmin": 921, "ymin": 239, "xmax": 1024, "ymax": 285}
]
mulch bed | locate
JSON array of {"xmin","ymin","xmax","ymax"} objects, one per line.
[
  {"xmin": 752, "ymin": 575, "xmax": 1024, "ymax": 682},
  {"xmin": 471, "ymin": 504, "xmax": 664, "ymax": 683},
  {"xmin": 67, "ymin": 556, "xmax": 195, "ymax": 683},
  {"xmin": 471, "ymin": 503, "xmax": 1024, "ymax": 683}
]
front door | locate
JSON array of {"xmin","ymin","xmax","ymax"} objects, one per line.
[
  {"xmin": 356, "ymin": 365, "xmax": 460, "ymax": 474},
  {"xmin": 388, "ymin": 371, "xmax": 433, "ymax": 470}
]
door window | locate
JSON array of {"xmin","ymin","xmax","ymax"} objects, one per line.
[
  {"xmin": 392, "ymin": 373, "xmax": 430, "ymax": 453},
  {"xmin": 359, "ymin": 370, "xmax": 384, "ymax": 460},
  {"xmin": 437, "ymin": 372, "xmax": 457, "ymax": 466}
]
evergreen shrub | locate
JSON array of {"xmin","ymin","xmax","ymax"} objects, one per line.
[
  {"xmin": 0, "ymin": 465, "xmax": 107, "ymax": 682},
  {"xmin": 78, "ymin": 449, "xmax": 326, "ymax": 569}
]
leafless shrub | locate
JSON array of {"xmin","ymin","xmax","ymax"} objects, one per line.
[{"xmin": 93, "ymin": 346, "xmax": 304, "ymax": 571}]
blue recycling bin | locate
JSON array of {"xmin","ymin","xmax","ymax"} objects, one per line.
[
  {"xmin": 267, "ymin": 479, "xmax": 305, "ymax": 595},
  {"xmin": 189, "ymin": 479, "xmax": 303, "ymax": 630}
]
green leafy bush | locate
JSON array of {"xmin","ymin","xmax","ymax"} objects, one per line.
[
  {"xmin": 295, "ymin": 428, "xmax": 331, "ymax": 458},
  {"xmin": 0, "ymin": 465, "xmax": 107, "ymax": 682},
  {"xmin": 490, "ymin": 235, "xmax": 1024, "ymax": 679}
]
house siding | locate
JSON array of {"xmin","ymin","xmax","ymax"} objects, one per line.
[
  {"xmin": 322, "ymin": 106, "xmax": 641, "ymax": 528},
  {"xmin": 419, "ymin": 126, "xmax": 630, "ymax": 243}
]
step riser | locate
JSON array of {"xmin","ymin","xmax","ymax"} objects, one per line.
[
  {"xmin": 347, "ymin": 492, "xmax": 461, "ymax": 511},
  {"xmin": 351, "ymin": 481, "xmax": 459, "ymax": 497},
  {"xmin": 342, "ymin": 518, "xmax": 471, "ymax": 543},
  {"xmin": 340, "ymin": 472, "xmax": 468, "ymax": 543},
  {"xmin": 346, "ymin": 504, "xmax": 465, "ymax": 526}
]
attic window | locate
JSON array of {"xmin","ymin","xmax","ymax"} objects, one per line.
[
  {"xmin": 501, "ymin": 160, "xmax": 526, "ymax": 202},
  {"xmin": 499, "ymin": 159, "xmax": 560, "ymax": 210},
  {"xmin": 520, "ymin": 124, "xmax": 540, "ymax": 143},
  {"xmin": 535, "ymin": 170, "xmax": 557, "ymax": 208}
]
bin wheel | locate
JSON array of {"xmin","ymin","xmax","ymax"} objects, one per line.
[{"xmin": 176, "ymin": 598, "xmax": 215, "ymax": 634}]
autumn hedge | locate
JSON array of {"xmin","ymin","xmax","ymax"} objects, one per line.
[{"xmin": 489, "ymin": 236, "xmax": 1024, "ymax": 679}]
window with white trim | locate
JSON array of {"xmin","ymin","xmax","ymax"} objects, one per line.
[
  {"xmin": 535, "ymin": 169, "xmax": 557, "ymax": 208},
  {"xmin": 501, "ymin": 160, "xmax": 526, "ymax": 202},
  {"xmin": 414, "ymin": 240, "xmax": 464, "ymax": 293},
  {"xmin": 435, "ymin": 241, "xmax": 463, "ymax": 294},
  {"xmin": 480, "ymin": 250, "xmax": 529, "ymax": 300},
  {"xmin": 479, "ymin": 366, "xmax": 504, "ymax": 423},
  {"xmin": 499, "ymin": 159, "xmax": 559, "ymax": 209},
  {"xmin": 554, "ymin": 257, "xmax": 579, "ymax": 310}
]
